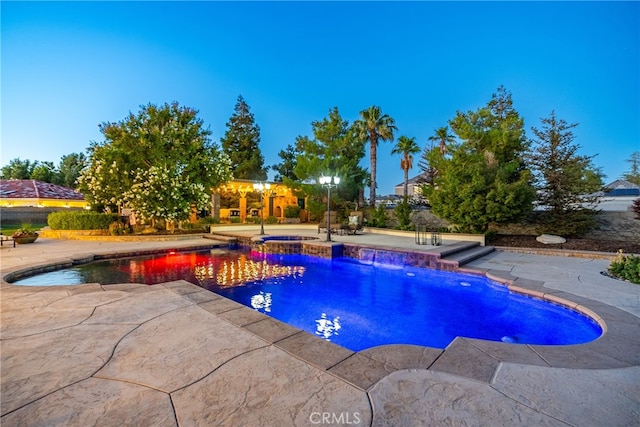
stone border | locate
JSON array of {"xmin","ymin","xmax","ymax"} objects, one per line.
[
  {"xmin": 202, "ymin": 264, "xmax": 639, "ymax": 390},
  {"xmin": 3, "ymin": 243, "xmax": 639, "ymax": 391},
  {"xmin": 494, "ymin": 245, "xmax": 619, "ymax": 260}
]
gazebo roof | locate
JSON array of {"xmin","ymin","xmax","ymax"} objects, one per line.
[{"xmin": 0, "ymin": 180, "xmax": 85, "ymax": 201}]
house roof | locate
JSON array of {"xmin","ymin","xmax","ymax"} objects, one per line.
[
  {"xmin": 605, "ymin": 179, "xmax": 640, "ymax": 190},
  {"xmin": 395, "ymin": 173, "xmax": 431, "ymax": 187},
  {"xmin": 0, "ymin": 180, "xmax": 85, "ymax": 201}
]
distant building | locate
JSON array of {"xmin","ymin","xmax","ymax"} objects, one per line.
[
  {"xmin": 374, "ymin": 194, "xmax": 403, "ymax": 208},
  {"xmin": 0, "ymin": 179, "xmax": 88, "ymax": 209},
  {"xmin": 604, "ymin": 179, "xmax": 640, "ymax": 197},
  {"xmin": 213, "ymin": 179, "xmax": 302, "ymax": 223},
  {"xmin": 393, "ymin": 173, "xmax": 431, "ymax": 199}
]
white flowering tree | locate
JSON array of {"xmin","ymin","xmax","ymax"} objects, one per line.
[
  {"xmin": 78, "ymin": 102, "xmax": 232, "ymax": 227},
  {"xmin": 124, "ymin": 166, "xmax": 210, "ymax": 224}
]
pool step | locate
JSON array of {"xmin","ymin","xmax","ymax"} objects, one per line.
[
  {"xmin": 438, "ymin": 245, "xmax": 495, "ymax": 268},
  {"xmin": 430, "ymin": 241, "xmax": 480, "ymax": 257}
]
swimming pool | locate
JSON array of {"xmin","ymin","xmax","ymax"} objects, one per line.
[{"xmin": 12, "ymin": 248, "xmax": 602, "ymax": 351}]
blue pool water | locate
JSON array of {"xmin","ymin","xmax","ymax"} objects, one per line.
[{"xmin": 13, "ymin": 249, "xmax": 602, "ymax": 351}]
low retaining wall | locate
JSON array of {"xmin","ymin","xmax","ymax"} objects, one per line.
[
  {"xmin": 364, "ymin": 227, "xmax": 486, "ymax": 246},
  {"xmin": 39, "ymin": 229, "xmax": 109, "ymax": 239},
  {"xmin": 212, "ymin": 230, "xmax": 447, "ymax": 268},
  {"xmin": 39, "ymin": 229, "xmax": 210, "ymax": 242}
]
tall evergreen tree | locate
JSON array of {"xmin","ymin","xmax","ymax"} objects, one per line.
[
  {"xmin": 30, "ymin": 161, "xmax": 57, "ymax": 183},
  {"xmin": 220, "ymin": 95, "xmax": 268, "ymax": 180},
  {"xmin": 528, "ymin": 111, "xmax": 603, "ymax": 235},
  {"xmin": 425, "ymin": 86, "xmax": 535, "ymax": 233},
  {"xmin": 294, "ymin": 107, "xmax": 367, "ymax": 213},
  {"xmin": 417, "ymin": 143, "xmax": 439, "ymax": 186},
  {"xmin": 622, "ymin": 151, "xmax": 640, "ymax": 185},
  {"xmin": 1, "ymin": 158, "xmax": 36, "ymax": 180},
  {"xmin": 58, "ymin": 153, "xmax": 87, "ymax": 188},
  {"xmin": 354, "ymin": 106, "xmax": 397, "ymax": 206},
  {"xmin": 272, "ymin": 144, "xmax": 299, "ymax": 182}
]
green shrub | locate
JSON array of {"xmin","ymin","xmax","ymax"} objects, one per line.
[
  {"xmin": 369, "ymin": 205, "xmax": 389, "ymax": 228},
  {"xmin": 608, "ymin": 251, "xmax": 640, "ymax": 284},
  {"xmin": 266, "ymin": 216, "xmax": 278, "ymax": 224},
  {"xmin": 199, "ymin": 216, "xmax": 220, "ymax": 225},
  {"xmin": 284, "ymin": 205, "xmax": 301, "ymax": 218},
  {"xmin": 108, "ymin": 221, "xmax": 131, "ymax": 236},
  {"xmin": 48, "ymin": 211, "xmax": 119, "ymax": 230},
  {"xmin": 394, "ymin": 201, "xmax": 413, "ymax": 231},
  {"xmin": 180, "ymin": 221, "xmax": 210, "ymax": 232}
]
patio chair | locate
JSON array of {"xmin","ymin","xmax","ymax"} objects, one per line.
[{"xmin": 347, "ymin": 211, "xmax": 364, "ymax": 234}]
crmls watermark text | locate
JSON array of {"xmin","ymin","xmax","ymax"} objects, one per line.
[{"xmin": 309, "ymin": 412, "xmax": 362, "ymax": 425}]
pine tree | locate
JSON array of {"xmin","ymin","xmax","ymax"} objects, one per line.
[
  {"xmin": 528, "ymin": 111, "xmax": 603, "ymax": 236},
  {"xmin": 272, "ymin": 144, "xmax": 299, "ymax": 182},
  {"xmin": 220, "ymin": 95, "xmax": 268, "ymax": 180},
  {"xmin": 622, "ymin": 151, "xmax": 640, "ymax": 185},
  {"xmin": 425, "ymin": 86, "xmax": 535, "ymax": 233}
]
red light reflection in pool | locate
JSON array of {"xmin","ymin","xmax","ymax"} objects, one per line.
[{"xmin": 118, "ymin": 250, "xmax": 304, "ymax": 287}]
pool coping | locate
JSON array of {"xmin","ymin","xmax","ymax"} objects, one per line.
[
  {"xmin": 187, "ymin": 265, "xmax": 640, "ymax": 390},
  {"xmin": 2, "ymin": 242, "xmax": 639, "ymax": 391}
]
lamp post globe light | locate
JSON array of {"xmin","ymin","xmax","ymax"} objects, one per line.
[
  {"xmin": 318, "ymin": 175, "xmax": 340, "ymax": 242},
  {"xmin": 253, "ymin": 182, "xmax": 271, "ymax": 235}
]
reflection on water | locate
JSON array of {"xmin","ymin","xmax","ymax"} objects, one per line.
[
  {"xmin": 315, "ymin": 313, "xmax": 341, "ymax": 341},
  {"xmin": 251, "ymin": 291, "xmax": 272, "ymax": 312},
  {"xmin": 193, "ymin": 256, "xmax": 305, "ymax": 287}
]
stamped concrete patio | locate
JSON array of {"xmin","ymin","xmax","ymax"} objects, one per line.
[{"xmin": 1, "ymin": 227, "xmax": 639, "ymax": 426}]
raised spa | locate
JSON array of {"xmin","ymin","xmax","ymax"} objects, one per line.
[{"xmin": 12, "ymin": 248, "xmax": 602, "ymax": 351}]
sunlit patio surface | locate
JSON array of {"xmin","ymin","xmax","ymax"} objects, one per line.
[{"xmin": 1, "ymin": 226, "xmax": 638, "ymax": 426}]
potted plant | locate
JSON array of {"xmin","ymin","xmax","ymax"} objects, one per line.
[{"xmin": 12, "ymin": 224, "xmax": 39, "ymax": 244}]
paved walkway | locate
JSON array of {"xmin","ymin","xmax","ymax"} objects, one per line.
[{"xmin": 1, "ymin": 228, "xmax": 639, "ymax": 426}]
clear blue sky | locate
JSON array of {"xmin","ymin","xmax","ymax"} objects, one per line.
[{"xmin": 2, "ymin": 1, "xmax": 639, "ymax": 195}]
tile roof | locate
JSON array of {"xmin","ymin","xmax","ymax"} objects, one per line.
[{"xmin": 0, "ymin": 180, "xmax": 85, "ymax": 201}]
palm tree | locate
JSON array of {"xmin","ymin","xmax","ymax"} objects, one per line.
[
  {"xmin": 428, "ymin": 126, "xmax": 455, "ymax": 156},
  {"xmin": 391, "ymin": 135, "xmax": 421, "ymax": 199},
  {"xmin": 354, "ymin": 106, "xmax": 397, "ymax": 206}
]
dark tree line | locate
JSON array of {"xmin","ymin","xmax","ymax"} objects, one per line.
[{"xmin": 1, "ymin": 153, "xmax": 87, "ymax": 189}]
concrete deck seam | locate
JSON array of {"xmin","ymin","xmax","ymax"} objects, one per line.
[
  {"xmin": 527, "ymin": 345, "xmax": 554, "ymax": 367},
  {"xmin": 84, "ymin": 300, "xmax": 204, "ymax": 379},
  {"xmin": 0, "ymin": 314, "xmax": 101, "ymax": 341},
  {"xmin": 487, "ymin": 369, "xmax": 575, "ymax": 427},
  {"xmin": 167, "ymin": 394, "xmax": 180, "ymax": 427},
  {"xmin": 167, "ymin": 344, "xmax": 271, "ymax": 395},
  {"xmin": 323, "ymin": 352, "xmax": 390, "ymax": 392},
  {"xmin": 0, "ymin": 376, "xmax": 89, "ymax": 419},
  {"xmin": 363, "ymin": 391, "xmax": 376, "ymax": 427},
  {"xmin": 91, "ymin": 374, "xmax": 173, "ymax": 394},
  {"xmin": 272, "ymin": 331, "xmax": 355, "ymax": 375}
]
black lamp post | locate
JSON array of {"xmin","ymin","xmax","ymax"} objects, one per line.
[
  {"xmin": 253, "ymin": 182, "xmax": 271, "ymax": 235},
  {"xmin": 318, "ymin": 175, "xmax": 340, "ymax": 242}
]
